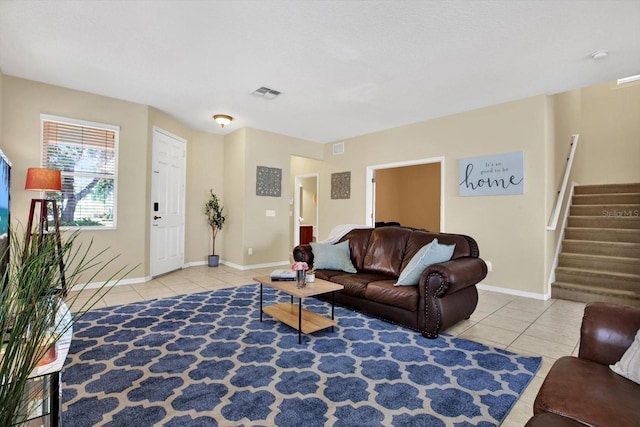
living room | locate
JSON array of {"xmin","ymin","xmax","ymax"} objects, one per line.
[
  {"xmin": 2, "ymin": 73, "xmax": 638, "ymax": 299},
  {"xmin": 0, "ymin": 1, "xmax": 639, "ymax": 426}
]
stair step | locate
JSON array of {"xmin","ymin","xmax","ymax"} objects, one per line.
[
  {"xmin": 570, "ymin": 204, "xmax": 640, "ymax": 216},
  {"xmin": 574, "ymin": 183, "xmax": 640, "ymax": 195},
  {"xmin": 558, "ymin": 253, "xmax": 640, "ymax": 275},
  {"xmin": 562, "ymin": 239, "xmax": 640, "ymax": 258},
  {"xmin": 572, "ymin": 193, "xmax": 640, "ymax": 205},
  {"xmin": 554, "ymin": 183, "xmax": 640, "ymax": 306},
  {"xmin": 568, "ymin": 216, "xmax": 640, "ymax": 229},
  {"xmin": 555, "ymin": 267, "xmax": 640, "ymax": 291},
  {"xmin": 565, "ymin": 227, "xmax": 640, "ymax": 243},
  {"xmin": 551, "ymin": 281, "xmax": 640, "ymax": 307}
]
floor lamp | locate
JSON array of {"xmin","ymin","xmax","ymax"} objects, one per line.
[{"xmin": 24, "ymin": 167, "xmax": 66, "ymax": 295}]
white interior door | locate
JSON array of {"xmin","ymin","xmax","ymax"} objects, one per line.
[{"xmin": 150, "ymin": 128, "xmax": 186, "ymax": 277}]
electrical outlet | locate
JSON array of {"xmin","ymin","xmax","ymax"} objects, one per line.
[
  {"xmin": 248, "ymin": 248, "xmax": 253, "ymax": 255},
  {"xmin": 486, "ymin": 261, "xmax": 492, "ymax": 272}
]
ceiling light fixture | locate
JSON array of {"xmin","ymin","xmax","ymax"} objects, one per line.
[
  {"xmin": 591, "ymin": 50, "xmax": 609, "ymax": 60},
  {"xmin": 213, "ymin": 114, "xmax": 233, "ymax": 128}
]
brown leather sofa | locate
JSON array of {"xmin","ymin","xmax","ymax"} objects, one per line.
[
  {"xmin": 293, "ymin": 226, "xmax": 487, "ymax": 338},
  {"xmin": 526, "ymin": 302, "xmax": 640, "ymax": 427}
]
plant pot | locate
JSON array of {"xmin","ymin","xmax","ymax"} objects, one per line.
[{"xmin": 208, "ymin": 255, "xmax": 220, "ymax": 267}]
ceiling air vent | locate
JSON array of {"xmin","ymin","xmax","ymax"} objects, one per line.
[
  {"xmin": 333, "ymin": 142, "xmax": 345, "ymax": 155},
  {"xmin": 252, "ymin": 86, "xmax": 282, "ymax": 100}
]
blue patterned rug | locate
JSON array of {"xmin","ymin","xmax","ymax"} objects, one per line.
[{"xmin": 62, "ymin": 284, "xmax": 540, "ymax": 426}]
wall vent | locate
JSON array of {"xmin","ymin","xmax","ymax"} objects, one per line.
[
  {"xmin": 333, "ymin": 142, "xmax": 345, "ymax": 155},
  {"xmin": 252, "ymin": 86, "xmax": 282, "ymax": 100}
]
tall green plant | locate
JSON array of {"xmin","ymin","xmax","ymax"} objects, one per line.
[
  {"xmin": 0, "ymin": 229, "xmax": 131, "ymax": 425},
  {"xmin": 204, "ymin": 190, "xmax": 226, "ymax": 256}
]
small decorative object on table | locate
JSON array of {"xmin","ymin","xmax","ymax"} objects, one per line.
[
  {"xmin": 291, "ymin": 261, "xmax": 308, "ymax": 289},
  {"xmin": 307, "ymin": 270, "xmax": 315, "ymax": 283}
]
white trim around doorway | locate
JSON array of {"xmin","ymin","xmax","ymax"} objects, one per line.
[{"xmin": 365, "ymin": 156, "xmax": 445, "ymax": 231}]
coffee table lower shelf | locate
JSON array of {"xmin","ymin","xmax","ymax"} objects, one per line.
[{"xmin": 263, "ymin": 302, "xmax": 337, "ymax": 334}]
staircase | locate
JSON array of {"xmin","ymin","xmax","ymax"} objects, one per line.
[{"xmin": 552, "ymin": 183, "xmax": 640, "ymax": 307}]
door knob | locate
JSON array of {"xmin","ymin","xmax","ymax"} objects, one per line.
[{"xmin": 154, "ymin": 216, "xmax": 162, "ymax": 220}]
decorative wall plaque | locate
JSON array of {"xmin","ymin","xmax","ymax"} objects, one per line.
[
  {"xmin": 459, "ymin": 151, "xmax": 524, "ymax": 196},
  {"xmin": 256, "ymin": 166, "xmax": 282, "ymax": 197},
  {"xmin": 331, "ymin": 171, "xmax": 351, "ymax": 199}
]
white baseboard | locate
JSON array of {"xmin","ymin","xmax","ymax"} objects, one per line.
[
  {"xmin": 477, "ymin": 282, "xmax": 551, "ymax": 301},
  {"xmin": 221, "ymin": 260, "xmax": 290, "ymax": 271},
  {"xmin": 71, "ymin": 275, "xmax": 152, "ymax": 291}
]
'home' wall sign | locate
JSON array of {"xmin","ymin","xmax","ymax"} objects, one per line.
[{"xmin": 458, "ymin": 151, "xmax": 524, "ymax": 197}]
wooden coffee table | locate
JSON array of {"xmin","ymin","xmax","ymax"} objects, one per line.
[{"xmin": 254, "ymin": 276, "xmax": 344, "ymax": 344}]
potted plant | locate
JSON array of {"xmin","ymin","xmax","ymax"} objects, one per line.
[
  {"xmin": 204, "ymin": 189, "xmax": 226, "ymax": 267},
  {"xmin": 0, "ymin": 229, "xmax": 130, "ymax": 425}
]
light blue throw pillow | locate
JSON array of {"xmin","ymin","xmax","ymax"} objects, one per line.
[
  {"xmin": 310, "ymin": 240, "xmax": 357, "ymax": 273},
  {"xmin": 395, "ymin": 239, "xmax": 456, "ymax": 286}
]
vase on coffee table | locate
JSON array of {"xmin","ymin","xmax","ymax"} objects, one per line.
[{"xmin": 295, "ymin": 270, "xmax": 306, "ymax": 289}]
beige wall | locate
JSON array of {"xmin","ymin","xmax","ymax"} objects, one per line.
[
  {"xmin": 1, "ymin": 76, "xmax": 149, "ymax": 281},
  {"xmin": 238, "ymin": 128, "xmax": 323, "ymax": 267},
  {"xmin": 556, "ymin": 81, "xmax": 640, "ymax": 185},
  {"xmin": 222, "ymin": 128, "xmax": 247, "ymax": 265},
  {"xmin": 318, "ymin": 95, "xmax": 554, "ymax": 295},
  {"xmin": 375, "ymin": 163, "xmax": 441, "ymax": 232}
]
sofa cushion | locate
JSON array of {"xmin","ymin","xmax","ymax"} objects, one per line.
[
  {"xmin": 534, "ymin": 356, "xmax": 640, "ymax": 426},
  {"xmin": 310, "ymin": 240, "xmax": 357, "ymax": 273},
  {"xmin": 339, "ymin": 228, "xmax": 374, "ymax": 270},
  {"xmin": 395, "ymin": 239, "xmax": 456, "ymax": 286},
  {"xmin": 328, "ymin": 273, "xmax": 388, "ymax": 298},
  {"xmin": 365, "ymin": 281, "xmax": 419, "ymax": 312},
  {"xmin": 361, "ymin": 227, "xmax": 412, "ymax": 277},
  {"xmin": 610, "ymin": 328, "xmax": 640, "ymax": 385}
]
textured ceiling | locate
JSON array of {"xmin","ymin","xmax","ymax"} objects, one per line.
[{"xmin": 1, "ymin": 1, "xmax": 639, "ymax": 143}]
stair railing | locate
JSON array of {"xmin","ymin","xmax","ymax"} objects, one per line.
[{"xmin": 547, "ymin": 134, "xmax": 580, "ymax": 231}]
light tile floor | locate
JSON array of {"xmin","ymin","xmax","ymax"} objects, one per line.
[{"xmin": 65, "ymin": 265, "xmax": 586, "ymax": 426}]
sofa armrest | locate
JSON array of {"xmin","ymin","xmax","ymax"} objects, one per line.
[
  {"xmin": 579, "ymin": 302, "xmax": 640, "ymax": 365},
  {"xmin": 420, "ymin": 257, "xmax": 488, "ymax": 297},
  {"xmin": 293, "ymin": 244, "xmax": 314, "ymax": 266}
]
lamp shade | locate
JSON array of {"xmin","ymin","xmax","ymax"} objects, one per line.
[{"xmin": 25, "ymin": 168, "xmax": 62, "ymax": 191}]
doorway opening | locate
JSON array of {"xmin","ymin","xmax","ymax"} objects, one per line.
[
  {"xmin": 293, "ymin": 173, "xmax": 319, "ymax": 247},
  {"xmin": 366, "ymin": 157, "xmax": 444, "ymax": 232}
]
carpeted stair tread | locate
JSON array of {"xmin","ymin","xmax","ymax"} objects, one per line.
[
  {"xmin": 568, "ymin": 216, "xmax": 640, "ymax": 229},
  {"xmin": 561, "ymin": 239, "xmax": 640, "ymax": 258},
  {"xmin": 574, "ymin": 183, "xmax": 640, "ymax": 194},
  {"xmin": 564, "ymin": 227, "xmax": 640, "ymax": 243},
  {"xmin": 558, "ymin": 253, "xmax": 640, "ymax": 275},
  {"xmin": 556, "ymin": 266, "xmax": 640, "ymax": 280},
  {"xmin": 551, "ymin": 281, "xmax": 640, "ymax": 307},
  {"xmin": 555, "ymin": 267, "xmax": 640, "ymax": 292},
  {"xmin": 572, "ymin": 193, "xmax": 640, "ymax": 205},
  {"xmin": 570, "ymin": 203, "xmax": 640, "ymax": 216}
]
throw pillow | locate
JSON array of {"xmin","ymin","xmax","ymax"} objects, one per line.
[
  {"xmin": 610, "ymin": 328, "xmax": 640, "ymax": 385},
  {"xmin": 310, "ymin": 240, "xmax": 357, "ymax": 273},
  {"xmin": 395, "ymin": 239, "xmax": 456, "ymax": 286}
]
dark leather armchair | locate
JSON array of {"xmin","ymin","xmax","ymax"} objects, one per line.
[{"xmin": 526, "ymin": 302, "xmax": 640, "ymax": 427}]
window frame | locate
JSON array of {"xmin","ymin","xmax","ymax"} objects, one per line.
[{"xmin": 40, "ymin": 114, "xmax": 120, "ymax": 230}]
